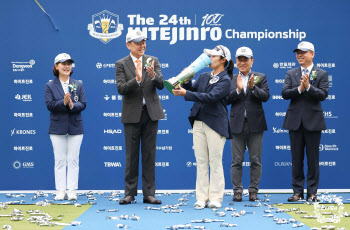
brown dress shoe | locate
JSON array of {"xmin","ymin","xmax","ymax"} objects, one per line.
[
  {"xmin": 143, "ymin": 196, "xmax": 162, "ymax": 205},
  {"xmin": 307, "ymin": 194, "xmax": 318, "ymax": 202},
  {"xmin": 119, "ymin": 196, "xmax": 135, "ymax": 205},
  {"xmin": 249, "ymin": 192, "xmax": 259, "ymax": 201},
  {"xmin": 233, "ymin": 192, "xmax": 242, "ymax": 202},
  {"xmin": 288, "ymin": 193, "xmax": 304, "ymax": 202}
]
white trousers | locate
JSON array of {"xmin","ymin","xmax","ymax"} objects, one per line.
[
  {"xmin": 193, "ymin": 121, "xmax": 226, "ymax": 203},
  {"xmin": 50, "ymin": 134, "xmax": 83, "ymax": 191}
]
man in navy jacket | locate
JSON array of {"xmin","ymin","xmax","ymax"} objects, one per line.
[
  {"xmin": 226, "ymin": 47, "xmax": 269, "ymax": 202},
  {"xmin": 282, "ymin": 42, "xmax": 329, "ymax": 202}
]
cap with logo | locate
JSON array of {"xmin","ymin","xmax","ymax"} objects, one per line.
[
  {"xmin": 54, "ymin": 53, "xmax": 74, "ymax": 65},
  {"xmin": 235, "ymin": 47, "xmax": 253, "ymax": 59},
  {"xmin": 293, "ymin": 41, "xmax": 315, "ymax": 52},
  {"xmin": 126, "ymin": 29, "xmax": 148, "ymax": 43},
  {"xmin": 203, "ymin": 45, "xmax": 231, "ymax": 62}
]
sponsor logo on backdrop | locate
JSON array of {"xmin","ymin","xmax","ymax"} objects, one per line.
[
  {"xmin": 275, "ymin": 162, "xmax": 293, "ymax": 167},
  {"xmin": 319, "ymin": 144, "xmax": 339, "ymax": 151},
  {"xmin": 272, "ymin": 127, "xmax": 289, "ymax": 134},
  {"xmin": 104, "ymin": 162, "xmax": 122, "ymax": 167},
  {"xmin": 104, "ymin": 129, "xmax": 122, "ymax": 134},
  {"xmin": 155, "ymin": 162, "xmax": 170, "ymax": 167},
  {"xmin": 186, "ymin": 161, "xmax": 197, "ymax": 167},
  {"xmin": 13, "ymin": 161, "xmax": 34, "ymax": 169},
  {"xmin": 274, "ymin": 161, "xmax": 337, "ymax": 167},
  {"xmin": 157, "ymin": 130, "xmax": 169, "ymax": 135},
  {"xmin": 14, "ymin": 113, "xmax": 33, "ymax": 118},
  {"xmin": 15, "ymin": 94, "xmax": 32, "ymax": 102},
  {"xmin": 275, "ymin": 145, "xmax": 291, "ymax": 150},
  {"xmin": 103, "ymin": 146, "xmax": 123, "ymax": 151},
  {"xmin": 273, "ymin": 62, "xmax": 296, "ymax": 69},
  {"xmin": 14, "ymin": 146, "xmax": 33, "ymax": 151},
  {"xmin": 322, "ymin": 129, "xmax": 336, "ymax": 135},
  {"xmin": 323, "ymin": 111, "xmax": 338, "ymax": 119},
  {"xmin": 275, "ymin": 79, "xmax": 285, "ymax": 84},
  {"xmin": 103, "ymin": 113, "xmax": 122, "ymax": 118},
  {"xmin": 103, "ymin": 79, "xmax": 116, "ymax": 84},
  {"xmin": 14, "ymin": 79, "xmax": 33, "ymax": 84},
  {"xmin": 11, "ymin": 128, "xmax": 36, "ymax": 136},
  {"xmin": 326, "ymin": 95, "xmax": 336, "ymax": 100},
  {"xmin": 12, "ymin": 60, "xmax": 35, "ymax": 72},
  {"xmin": 272, "ymin": 95, "xmax": 284, "ymax": 100},
  {"xmin": 275, "ymin": 112, "xmax": 286, "ymax": 117},
  {"xmin": 159, "ymin": 95, "xmax": 170, "ymax": 101},
  {"xmin": 104, "ymin": 95, "xmax": 123, "ymax": 101},
  {"xmin": 96, "ymin": 63, "xmax": 115, "ymax": 69},
  {"xmin": 316, "ymin": 63, "xmax": 335, "ymax": 68},
  {"xmin": 156, "ymin": 146, "xmax": 173, "ymax": 151},
  {"xmin": 88, "ymin": 10, "xmax": 124, "ymax": 44},
  {"xmin": 161, "ymin": 109, "xmax": 167, "ymax": 121}
]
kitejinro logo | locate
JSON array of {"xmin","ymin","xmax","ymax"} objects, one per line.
[
  {"xmin": 127, "ymin": 13, "xmax": 306, "ymax": 45},
  {"xmin": 88, "ymin": 10, "xmax": 124, "ymax": 44}
]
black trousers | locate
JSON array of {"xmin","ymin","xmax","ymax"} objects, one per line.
[
  {"xmin": 289, "ymin": 123, "xmax": 321, "ymax": 195},
  {"xmin": 123, "ymin": 106, "xmax": 158, "ymax": 196}
]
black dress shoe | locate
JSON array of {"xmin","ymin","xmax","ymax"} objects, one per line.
[
  {"xmin": 119, "ymin": 196, "xmax": 135, "ymax": 205},
  {"xmin": 143, "ymin": 196, "xmax": 162, "ymax": 204},
  {"xmin": 249, "ymin": 192, "xmax": 259, "ymax": 201},
  {"xmin": 233, "ymin": 192, "xmax": 242, "ymax": 202},
  {"xmin": 288, "ymin": 193, "xmax": 304, "ymax": 202},
  {"xmin": 307, "ymin": 194, "xmax": 318, "ymax": 202}
]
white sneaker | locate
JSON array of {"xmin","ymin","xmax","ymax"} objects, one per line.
[
  {"xmin": 54, "ymin": 190, "xmax": 65, "ymax": 201},
  {"xmin": 208, "ymin": 201, "xmax": 222, "ymax": 208},
  {"xmin": 67, "ymin": 190, "xmax": 77, "ymax": 201},
  {"xmin": 194, "ymin": 200, "xmax": 206, "ymax": 209}
]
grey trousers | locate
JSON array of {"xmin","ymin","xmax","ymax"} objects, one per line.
[{"xmin": 231, "ymin": 120, "xmax": 263, "ymax": 193}]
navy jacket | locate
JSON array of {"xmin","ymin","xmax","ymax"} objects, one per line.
[
  {"xmin": 226, "ymin": 71, "xmax": 269, "ymax": 133},
  {"xmin": 45, "ymin": 77, "xmax": 86, "ymax": 135},
  {"xmin": 183, "ymin": 70, "xmax": 232, "ymax": 139},
  {"xmin": 281, "ymin": 65, "xmax": 328, "ymax": 131}
]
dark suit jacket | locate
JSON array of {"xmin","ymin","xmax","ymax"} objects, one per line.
[
  {"xmin": 183, "ymin": 70, "xmax": 232, "ymax": 139},
  {"xmin": 45, "ymin": 77, "xmax": 86, "ymax": 134},
  {"xmin": 281, "ymin": 65, "xmax": 329, "ymax": 131},
  {"xmin": 115, "ymin": 54, "xmax": 165, "ymax": 123},
  {"xmin": 226, "ymin": 71, "xmax": 269, "ymax": 134}
]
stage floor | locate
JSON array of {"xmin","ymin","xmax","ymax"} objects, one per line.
[{"xmin": 1, "ymin": 192, "xmax": 349, "ymax": 230}]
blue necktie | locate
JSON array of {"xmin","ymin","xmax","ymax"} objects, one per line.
[{"xmin": 303, "ymin": 68, "xmax": 308, "ymax": 76}]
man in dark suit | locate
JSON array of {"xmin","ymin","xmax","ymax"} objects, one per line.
[
  {"xmin": 282, "ymin": 41, "xmax": 329, "ymax": 202},
  {"xmin": 115, "ymin": 29, "xmax": 164, "ymax": 205},
  {"xmin": 226, "ymin": 47, "xmax": 269, "ymax": 202}
]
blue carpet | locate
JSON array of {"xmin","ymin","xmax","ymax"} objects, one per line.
[{"xmin": 1, "ymin": 192, "xmax": 350, "ymax": 229}]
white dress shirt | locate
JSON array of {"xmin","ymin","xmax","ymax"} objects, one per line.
[
  {"xmin": 236, "ymin": 70, "xmax": 252, "ymax": 118},
  {"xmin": 298, "ymin": 63, "xmax": 313, "ymax": 94},
  {"xmin": 59, "ymin": 78, "xmax": 73, "ymax": 109}
]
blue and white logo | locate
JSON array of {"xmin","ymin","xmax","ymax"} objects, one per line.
[{"xmin": 88, "ymin": 10, "xmax": 123, "ymax": 44}]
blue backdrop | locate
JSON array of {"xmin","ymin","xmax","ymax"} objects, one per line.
[{"xmin": 1, "ymin": 0, "xmax": 349, "ymax": 190}]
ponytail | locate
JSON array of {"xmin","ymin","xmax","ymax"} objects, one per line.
[{"xmin": 226, "ymin": 59, "xmax": 234, "ymax": 78}]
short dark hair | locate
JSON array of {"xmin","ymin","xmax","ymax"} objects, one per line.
[{"xmin": 53, "ymin": 64, "xmax": 73, "ymax": 77}]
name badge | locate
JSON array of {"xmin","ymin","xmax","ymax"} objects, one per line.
[
  {"xmin": 74, "ymin": 95, "xmax": 79, "ymax": 102},
  {"xmin": 209, "ymin": 76, "xmax": 219, "ymax": 84}
]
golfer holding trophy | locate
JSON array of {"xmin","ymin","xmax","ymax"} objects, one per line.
[{"xmin": 172, "ymin": 45, "xmax": 234, "ymax": 209}]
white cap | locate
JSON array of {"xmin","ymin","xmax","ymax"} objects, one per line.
[
  {"xmin": 54, "ymin": 53, "xmax": 74, "ymax": 64},
  {"xmin": 235, "ymin": 47, "xmax": 253, "ymax": 58},
  {"xmin": 126, "ymin": 29, "xmax": 148, "ymax": 43},
  {"xmin": 203, "ymin": 45, "xmax": 231, "ymax": 62},
  {"xmin": 293, "ymin": 41, "xmax": 315, "ymax": 52}
]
